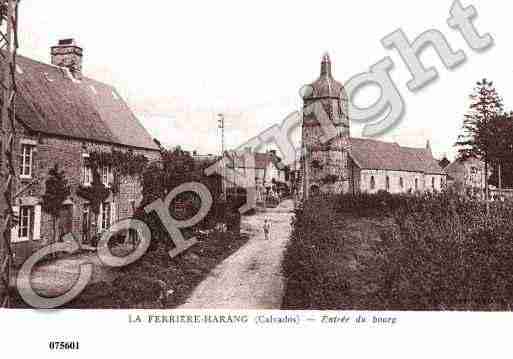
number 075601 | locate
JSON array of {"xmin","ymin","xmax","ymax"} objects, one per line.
[{"xmin": 49, "ymin": 341, "xmax": 80, "ymax": 350}]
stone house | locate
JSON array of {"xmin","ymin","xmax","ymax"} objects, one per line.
[{"xmin": 7, "ymin": 39, "xmax": 161, "ymax": 263}]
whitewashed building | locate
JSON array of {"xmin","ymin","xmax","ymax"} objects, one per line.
[{"xmin": 348, "ymin": 138, "xmax": 446, "ymax": 194}]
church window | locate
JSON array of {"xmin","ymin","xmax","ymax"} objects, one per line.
[
  {"xmin": 432, "ymin": 177, "xmax": 435, "ymax": 190},
  {"xmin": 386, "ymin": 176, "xmax": 390, "ymax": 192},
  {"xmin": 415, "ymin": 178, "xmax": 419, "ymax": 191},
  {"xmin": 370, "ymin": 176, "xmax": 375, "ymax": 190},
  {"xmin": 399, "ymin": 177, "xmax": 404, "ymax": 189}
]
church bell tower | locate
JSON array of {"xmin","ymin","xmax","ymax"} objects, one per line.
[{"xmin": 300, "ymin": 53, "xmax": 350, "ymax": 199}]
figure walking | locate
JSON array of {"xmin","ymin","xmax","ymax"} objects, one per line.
[{"xmin": 263, "ymin": 218, "xmax": 271, "ymax": 240}]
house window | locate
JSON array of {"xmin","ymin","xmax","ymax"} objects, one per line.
[
  {"xmin": 399, "ymin": 177, "xmax": 404, "ymax": 189},
  {"xmin": 386, "ymin": 176, "xmax": 390, "ymax": 191},
  {"xmin": 20, "ymin": 144, "xmax": 34, "ymax": 178},
  {"xmin": 101, "ymin": 202, "xmax": 111, "ymax": 231},
  {"xmin": 83, "ymin": 161, "xmax": 92, "ymax": 185},
  {"xmin": 18, "ymin": 206, "xmax": 33, "ymax": 240},
  {"xmin": 101, "ymin": 165, "xmax": 112, "ymax": 187},
  {"xmin": 415, "ymin": 178, "xmax": 419, "ymax": 191},
  {"xmin": 370, "ymin": 176, "xmax": 375, "ymax": 190}
]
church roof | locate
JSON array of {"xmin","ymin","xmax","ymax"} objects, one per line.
[
  {"xmin": 302, "ymin": 53, "xmax": 346, "ymax": 101},
  {"xmin": 349, "ymin": 138, "xmax": 445, "ymax": 174},
  {"xmin": 9, "ymin": 53, "xmax": 160, "ymax": 151}
]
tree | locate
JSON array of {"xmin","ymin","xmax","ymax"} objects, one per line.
[
  {"xmin": 456, "ymin": 79, "xmax": 504, "ymax": 205},
  {"xmin": 488, "ymin": 112, "xmax": 513, "ymax": 188},
  {"xmin": 438, "ymin": 156, "xmax": 450, "ymax": 169},
  {"xmin": 42, "ymin": 164, "xmax": 71, "ymax": 244}
]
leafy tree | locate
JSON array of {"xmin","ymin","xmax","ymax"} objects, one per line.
[
  {"xmin": 438, "ymin": 156, "xmax": 450, "ymax": 169},
  {"xmin": 42, "ymin": 164, "xmax": 71, "ymax": 243},
  {"xmin": 456, "ymin": 79, "xmax": 504, "ymax": 202}
]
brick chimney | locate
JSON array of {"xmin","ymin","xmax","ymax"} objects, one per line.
[{"xmin": 51, "ymin": 38, "xmax": 83, "ymax": 79}]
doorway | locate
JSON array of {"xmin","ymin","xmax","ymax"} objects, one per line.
[{"xmin": 59, "ymin": 204, "xmax": 73, "ymax": 241}]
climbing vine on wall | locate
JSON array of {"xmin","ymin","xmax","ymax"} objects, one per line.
[
  {"xmin": 76, "ymin": 150, "xmax": 149, "ymax": 210},
  {"xmin": 89, "ymin": 150, "xmax": 149, "ymax": 194},
  {"xmin": 320, "ymin": 174, "xmax": 339, "ymax": 184},
  {"xmin": 89, "ymin": 150, "xmax": 149, "ymax": 178}
]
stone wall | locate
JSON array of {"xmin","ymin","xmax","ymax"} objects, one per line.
[{"xmin": 9, "ymin": 122, "xmax": 161, "ymax": 264}]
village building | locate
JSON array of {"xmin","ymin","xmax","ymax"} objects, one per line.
[
  {"xmin": 225, "ymin": 149, "xmax": 288, "ymax": 202},
  {"xmin": 8, "ymin": 39, "xmax": 161, "ymax": 263},
  {"xmin": 349, "ymin": 139, "xmax": 446, "ymax": 194},
  {"xmin": 299, "ymin": 54, "xmax": 446, "ymax": 197},
  {"xmin": 444, "ymin": 157, "xmax": 487, "ymax": 197}
]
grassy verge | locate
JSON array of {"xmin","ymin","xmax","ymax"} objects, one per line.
[{"xmin": 11, "ymin": 230, "xmax": 250, "ymax": 309}]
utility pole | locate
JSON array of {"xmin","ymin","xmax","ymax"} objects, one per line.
[
  {"xmin": 302, "ymin": 147, "xmax": 309, "ymax": 201},
  {"xmin": 0, "ymin": 0, "xmax": 19, "ymax": 308},
  {"xmin": 217, "ymin": 113, "xmax": 226, "ymax": 201}
]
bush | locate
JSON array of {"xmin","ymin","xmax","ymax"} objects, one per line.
[{"xmin": 283, "ymin": 191, "xmax": 513, "ymax": 310}]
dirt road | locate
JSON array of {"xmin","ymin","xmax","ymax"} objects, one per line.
[{"xmin": 179, "ymin": 199, "xmax": 294, "ymax": 309}]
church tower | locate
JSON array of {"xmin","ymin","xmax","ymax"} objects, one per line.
[{"xmin": 300, "ymin": 53, "xmax": 350, "ymax": 199}]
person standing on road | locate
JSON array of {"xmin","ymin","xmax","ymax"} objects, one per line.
[{"xmin": 263, "ymin": 218, "xmax": 271, "ymax": 240}]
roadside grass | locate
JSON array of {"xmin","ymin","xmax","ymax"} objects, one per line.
[
  {"xmin": 282, "ymin": 192, "xmax": 513, "ymax": 311},
  {"xmin": 11, "ymin": 230, "xmax": 250, "ymax": 309}
]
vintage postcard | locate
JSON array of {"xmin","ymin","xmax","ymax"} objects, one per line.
[{"xmin": 0, "ymin": 0, "xmax": 510, "ymax": 357}]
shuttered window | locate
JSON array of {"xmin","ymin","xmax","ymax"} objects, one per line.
[{"xmin": 18, "ymin": 206, "xmax": 33, "ymax": 240}]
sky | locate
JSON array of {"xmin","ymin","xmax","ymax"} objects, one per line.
[{"xmin": 16, "ymin": 0, "xmax": 512, "ymax": 160}]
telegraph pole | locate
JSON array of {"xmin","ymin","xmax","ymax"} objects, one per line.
[
  {"xmin": 217, "ymin": 113, "xmax": 226, "ymax": 201},
  {"xmin": 0, "ymin": 0, "xmax": 19, "ymax": 308}
]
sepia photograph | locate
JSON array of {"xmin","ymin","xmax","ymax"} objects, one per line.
[{"xmin": 0, "ymin": 0, "xmax": 511, "ymax": 357}]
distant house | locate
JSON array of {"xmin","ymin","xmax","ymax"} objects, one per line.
[
  {"xmin": 347, "ymin": 138, "xmax": 446, "ymax": 194},
  {"xmin": 7, "ymin": 39, "xmax": 161, "ymax": 263},
  {"xmin": 444, "ymin": 157, "xmax": 487, "ymax": 197},
  {"xmin": 225, "ymin": 149, "xmax": 287, "ymax": 201}
]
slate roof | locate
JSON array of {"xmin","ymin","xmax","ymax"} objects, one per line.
[
  {"xmin": 349, "ymin": 137, "xmax": 445, "ymax": 175},
  {"xmin": 10, "ymin": 54, "xmax": 160, "ymax": 151}
]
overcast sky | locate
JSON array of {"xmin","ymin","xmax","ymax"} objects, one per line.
[{"xmin": 18, "ymin": 0, "xmax": 511, "ymax": 160}]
